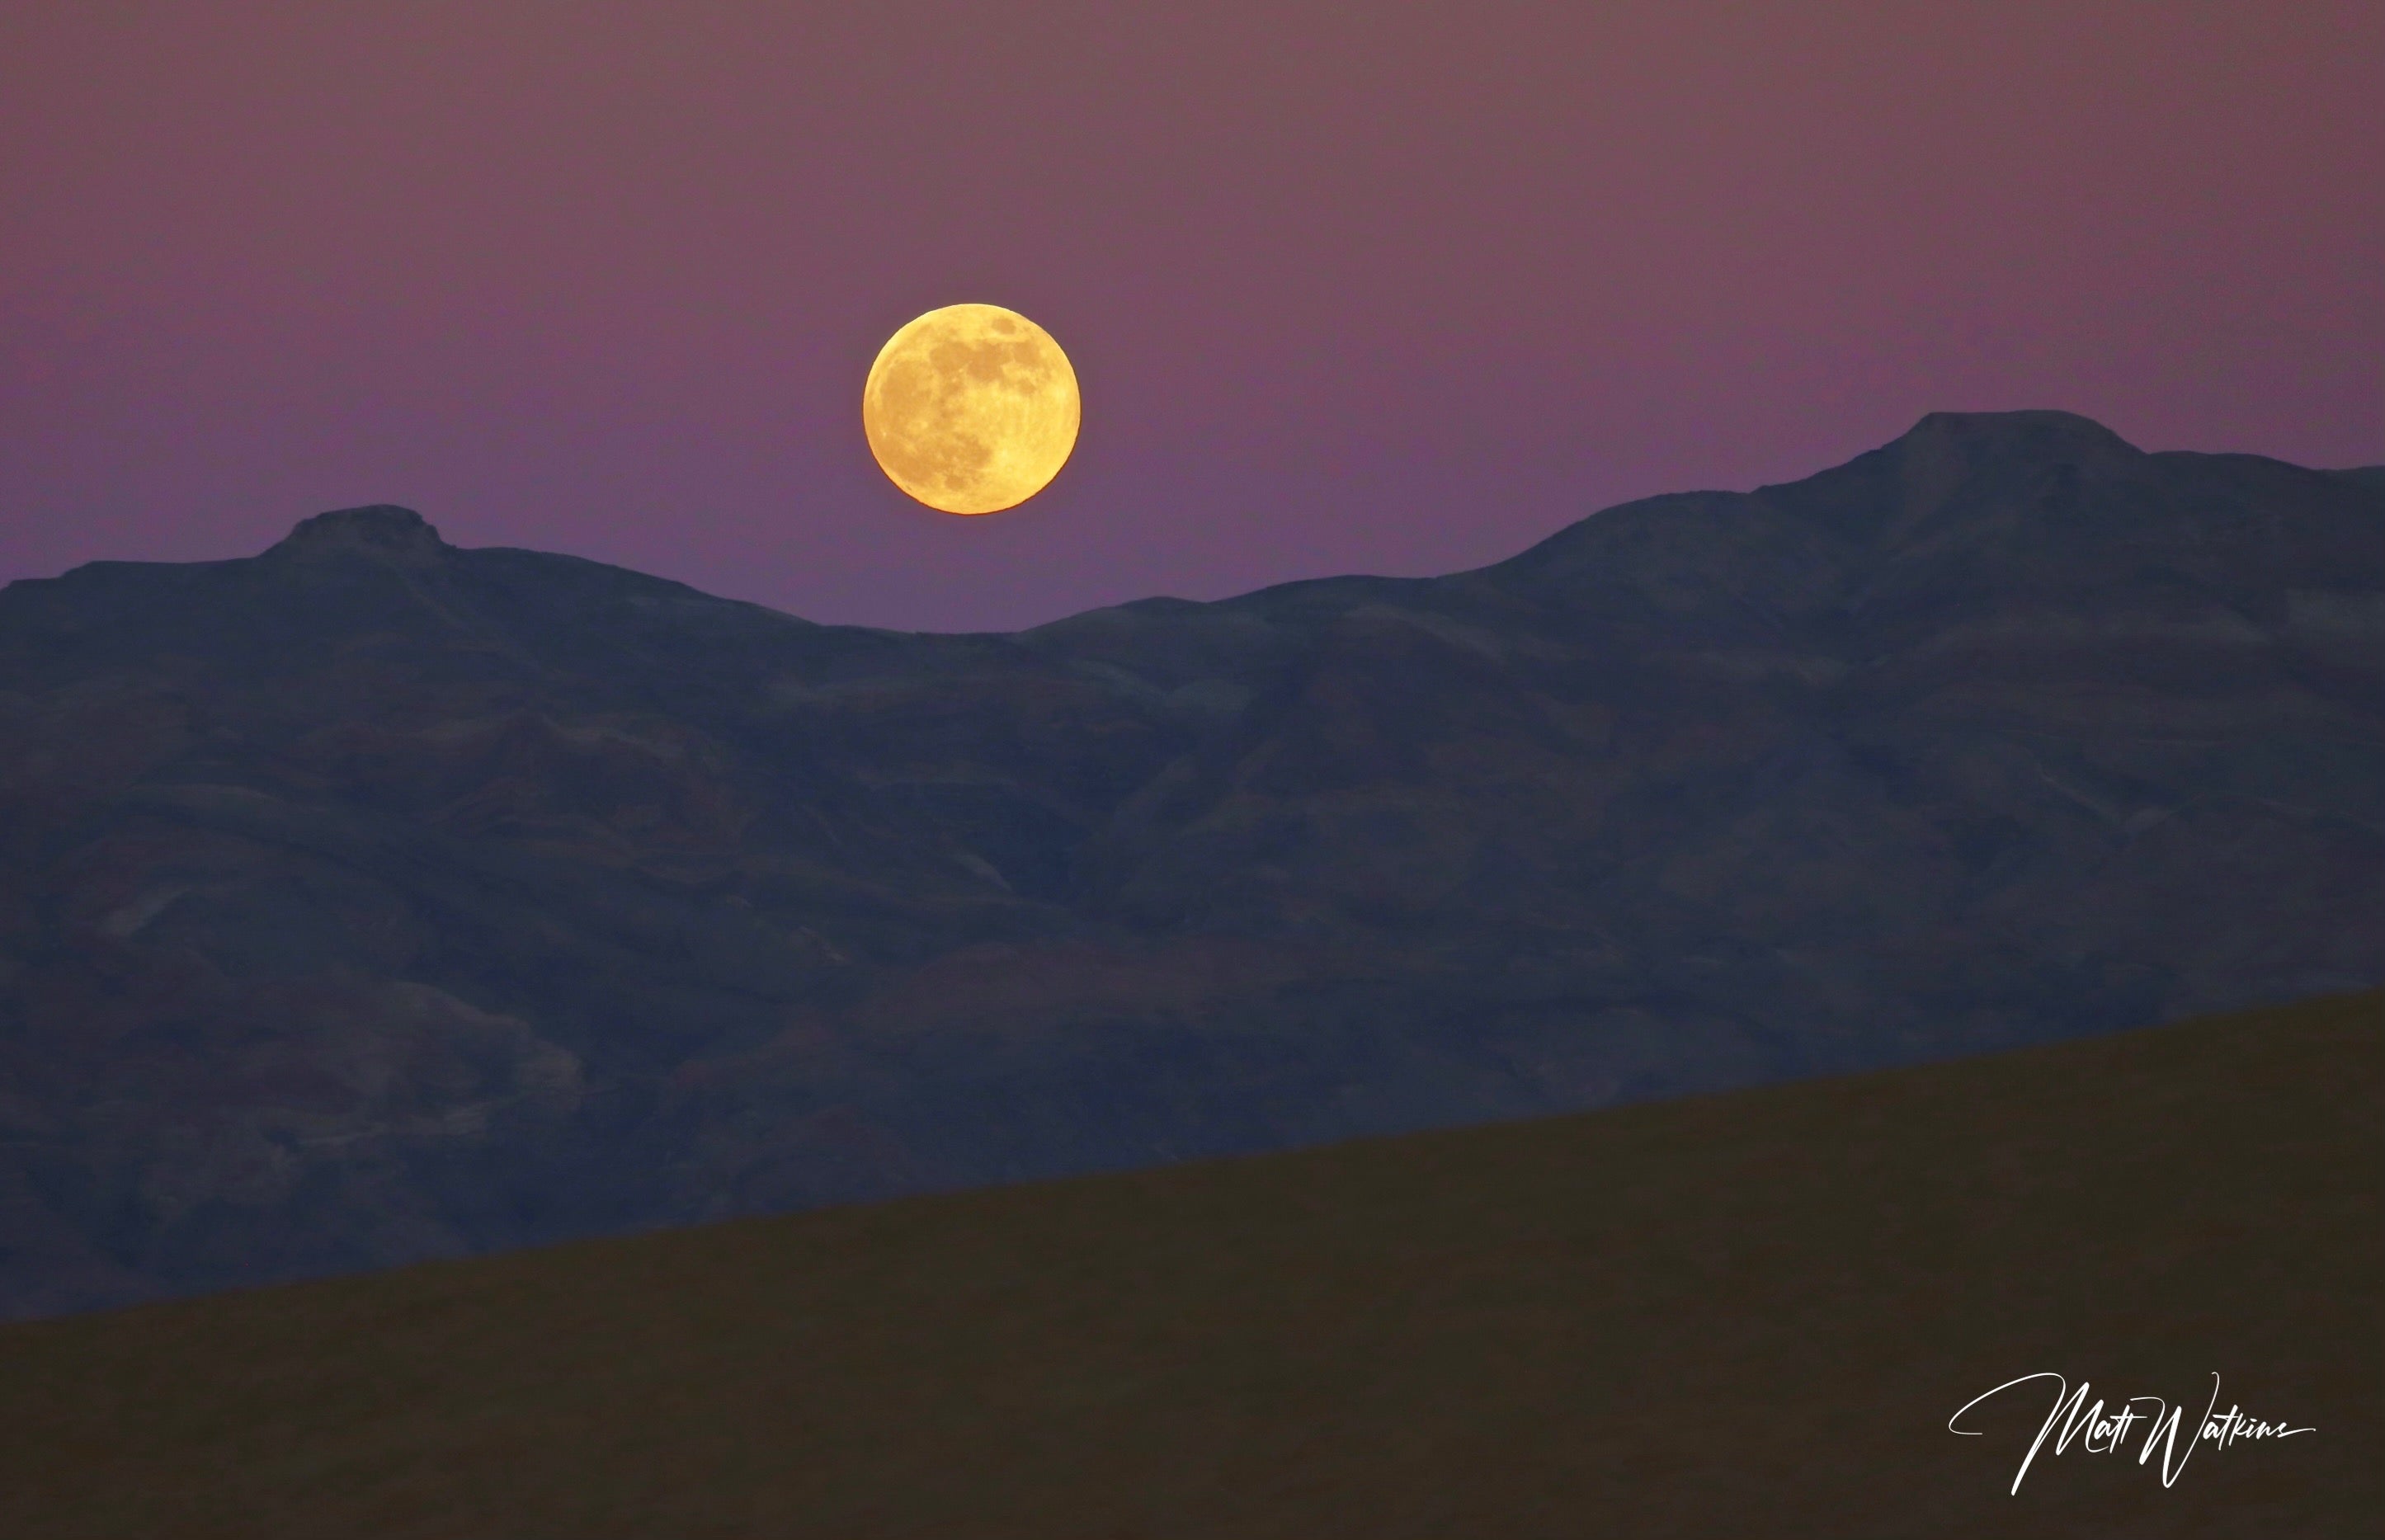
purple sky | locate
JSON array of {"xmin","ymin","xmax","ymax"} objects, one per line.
[{"xmin": 4, "ymin": 3, "xmax": 2379, "ymax": 633}]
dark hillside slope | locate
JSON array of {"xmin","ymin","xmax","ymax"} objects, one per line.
[
  {"xmin": 2, "ymin": 410, "xmax": 2381, "ymax": 1316},
  {"xmin": 1, "ymin": 988, "xmax": 2375, "ymax": 1538}
]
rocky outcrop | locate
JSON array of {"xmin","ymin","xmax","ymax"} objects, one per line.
[{"xmin": 2, "ymin": 411, "xmax": 2381, "ymax": 1316}]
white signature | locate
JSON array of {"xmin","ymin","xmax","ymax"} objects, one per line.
[{"xmin": 1949, "ymin": 1373, "xmax": 2313, "ymax": 1493}]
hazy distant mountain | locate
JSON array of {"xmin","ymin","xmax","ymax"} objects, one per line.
[{"xmin": 2, "ymin": 409, "xmax": 2380, "ymax": 1317}]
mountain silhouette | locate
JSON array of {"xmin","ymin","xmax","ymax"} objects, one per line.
[{"xmin": 2, "ymin": 409, "xmax": 2380, "ymax": 1317}]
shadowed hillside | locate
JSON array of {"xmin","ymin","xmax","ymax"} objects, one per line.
[
  {"xmin": 2, "ymin": 410, "xmax": 2382, "ymax": 1316},
  {"xmin": 0, "ymin": 988, "xmax": 2375, "ymax": 1538}
]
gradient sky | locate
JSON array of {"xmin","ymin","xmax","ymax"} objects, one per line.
[{"xmin": 4, "ymin": 2, "xmax": 2379, "ymax": 633}]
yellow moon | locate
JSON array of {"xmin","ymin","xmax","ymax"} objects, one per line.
[{"xmin": 861, "ymin": 304, "xmax": 1081, "ymax": 515}]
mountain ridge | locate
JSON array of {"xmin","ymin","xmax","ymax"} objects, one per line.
[{"xmin": 2, "ymin": 409, "xmax": 2380, "ymax": 1318}]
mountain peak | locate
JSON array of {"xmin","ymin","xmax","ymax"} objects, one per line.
[
  {"xmin": 269, "ymin": 505, "xmax": 449, "ymax": 566},
  {"xmin": 1888, "ymin": 408, "xmax": 2141, "ymax": 461}
]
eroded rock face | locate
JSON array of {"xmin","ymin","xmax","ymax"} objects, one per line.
[{"xmin": 3, "ymin": 413, "xmax": 2382, "ymax": 1316}]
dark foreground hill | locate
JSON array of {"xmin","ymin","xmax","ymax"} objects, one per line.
[
  {"xmin": 2, "ymin": 409, "xmax": 2383, "ymax": 1316},
  {"xmin": 1, "ymin": 988, "xmax": 2375, "ymax": 1539}
]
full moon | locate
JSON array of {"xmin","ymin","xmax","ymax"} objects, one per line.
[{"xmin": 861, "ymin": 304, "xmax": 1081, "ymax": 516}]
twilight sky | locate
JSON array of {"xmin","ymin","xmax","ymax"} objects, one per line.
[{"xmin": 4, "ymin": 2, "xmax": 2379, "ymax": 633}]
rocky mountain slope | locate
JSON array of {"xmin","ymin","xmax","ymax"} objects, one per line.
[{"xmin": 2, "ymin": 409, "xmax": 2381, "ymax": 1316}]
